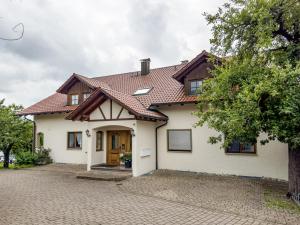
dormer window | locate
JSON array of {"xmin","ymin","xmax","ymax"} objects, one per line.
[
  {"xmin": 71, "ymin": 94, "xmax": 79, "ymax": 105},
  {"xmin": 133, "ymin": 88, "xmax": 151, "ymax": 96},
  {"xmin": 83, "ymin": 93, "xmax": 91, "ymax": 101},
  {"xmin": 189, "ymin": 80, "xmax": 202, "ymax": 95}
]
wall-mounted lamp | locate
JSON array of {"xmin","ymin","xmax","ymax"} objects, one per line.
[
  {"xmin": 130, "ymin": 128, "xmax": 135, "ymax": 137},
  {"xmin": 85, "ymin": 129, "xmax": 91, "ymax": 137}
]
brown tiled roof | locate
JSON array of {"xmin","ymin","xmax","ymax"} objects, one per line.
[
  {"xmin": 101, "ymin": 88, "xmax": 167, "ymax": 120},
  {"xmin": 18, "ymin": 93, "xmax": 77, "ymax": 115},
  {"xmin": 19, "ymin": 52, "xmax": 208, "ymax": 118},
  {"xmin": 66, "ymin": 88, "xmax": 167, "ymax": 121},
  {"xmin": 92, "ymin": 64, "xmax": 197, "ymax": 108}
]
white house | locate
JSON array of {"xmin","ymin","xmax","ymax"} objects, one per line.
[{"xmin": 19, "ymin": 51, "xmax": 288, "ymax": 180}]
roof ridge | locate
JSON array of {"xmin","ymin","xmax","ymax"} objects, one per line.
[{"xmin": 91, "ymin": 63, "xmax": 183, "ymax": 80}]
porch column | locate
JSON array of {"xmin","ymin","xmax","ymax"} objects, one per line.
[
  {"xmin": 86, "ymin": 129, "xmax": 93, "ymax": 171},
  {"xmin": 131, "ymin": 127, "xmax": 138, "ymax": 176}
]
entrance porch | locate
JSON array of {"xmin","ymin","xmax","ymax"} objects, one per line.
[
  {"xmin": 87, "ymin": 124, "xmax": 134, "ymax": 171},
  {"xmin": 86, "ymin": 120, "xmax": 157, "ymax": 177}
]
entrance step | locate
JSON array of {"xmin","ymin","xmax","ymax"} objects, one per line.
[
  {"xmin": 91, "ymin": 164, "xmax": 132, "ymax": 172},
  {"xmin": 76, "ymin": 170, "xmax": 132, "ymax": 181}
]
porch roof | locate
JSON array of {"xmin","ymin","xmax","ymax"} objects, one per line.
[{"xmin": 66, "ymin": 87, "xmax": 168, "ymax": 121}]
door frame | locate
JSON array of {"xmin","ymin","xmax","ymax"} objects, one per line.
[{"xmin": 106, "ymin": 130, "xmax": 131, "ymax": 166}]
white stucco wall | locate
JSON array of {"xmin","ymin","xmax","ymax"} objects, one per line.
[
  {"xmin": 134, "ymin": 120, "xmax": 157, "ymax": 176},
  {"xmin": 35, "ymin": 102, "xmax": 289, "ymax": 180},
  {"xmin": 90, "ymin": 99, "xmax": 134, "ymax": 120},
  {"xmin": 157, "ymin": 104, "xmax": 289, "ymax": 180},
  {"xmin": 35, "ymin": 114, "xmax": 88, "ymax": 164}
]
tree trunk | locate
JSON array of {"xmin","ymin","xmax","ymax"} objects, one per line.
[
  {"xmin": 3, "ymin": 149, "xmax": 10, "ymax": 168},
  {"xmin": 288, "ymin": 145, "xmax": 300, "ymax": 203},
  {"xmin": 3, "ymin": 144, "xmax": 13, "ymax": 169}
]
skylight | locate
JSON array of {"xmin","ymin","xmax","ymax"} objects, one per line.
[{"xmin": 133, "ymin": 88, "xmax": 151, "ymax": 95}]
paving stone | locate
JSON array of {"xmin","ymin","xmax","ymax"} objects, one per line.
[
  {"xmin": 120, "ymin": 170, "xmax": 300, "ymax": 225},
  {"xmin": 0, "ymin": 165, "xmax": 298, "ymax": 225}
]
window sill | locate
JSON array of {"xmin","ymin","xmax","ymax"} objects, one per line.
[
  {"xmin": 168, "ymin": 150, "xmax": 192, "ymax": 153},
  {"xmin": 67, "ymin": 148, "xmax": 82, "ymax": 151},
  {"xmin": 225, "ymin": 152, "xmax": 257, "ymax": 155},
  {"xmin": 96, "ymin": 149, "xmax": 103, "ymax": 152}
]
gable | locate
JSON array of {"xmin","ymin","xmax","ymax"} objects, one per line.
[
  {"xmin": 66, "ymin": 80, "xmax": 93, "ymax": 105},
  {"xmin": 174, "ymin": 56, "xmax": 211, "ymax": 83},
  {"xmin": 68, "ymin": 80, "xmax": 92, "ymax": 94},
  {"xmin": 57, "ymin": 74, "xmax": 95, "ymax": 94},
  {"xmin": 89, "ymin": 99, "xmax": 135, "ymax": 121},
  {"xmin": 183, "ymin": 61, "xmax": 213, "ymax": 94}
]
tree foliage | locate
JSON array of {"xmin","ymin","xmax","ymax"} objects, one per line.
[
  {"xmin": 0, "ymin": 99, "xmax": 32, "ymax": 168},
  {"xmin": 196, "ymin": 0, "xmax": 300, "ymax": 149}
]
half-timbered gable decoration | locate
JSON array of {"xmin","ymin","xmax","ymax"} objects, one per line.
[
  {"xmin": 66, "ymin": 88, "xmax": 167, "ymax": 121},
  {"xmin": 89, "ymin": 99, "xmax": 135, "ymax": 121}
]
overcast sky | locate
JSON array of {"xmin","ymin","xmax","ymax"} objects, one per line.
[{"xmin": 0, "ymin": 0, "xmax": 226, "ymax": 107}]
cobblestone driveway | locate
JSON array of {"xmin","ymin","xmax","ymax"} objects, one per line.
[{"xmin": 0, "ymin": 166, "xmax": 297, "ymax": 225}]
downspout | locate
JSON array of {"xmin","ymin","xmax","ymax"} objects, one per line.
[
  {"xmin": 24, "ymin": 116, "xmax": 36, "ymax": 152},
  {"xmin": 155, "ymin": 120, "xmax": 168, "ymax": 170}
]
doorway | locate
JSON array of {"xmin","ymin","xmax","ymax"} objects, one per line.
[{"xmin": 106, "ymin": 130, "xmax": 131, "ymax": 166}]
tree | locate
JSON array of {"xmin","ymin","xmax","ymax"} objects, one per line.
[
  {"xmin": 197, "ymin": 0, "xmax": 300, "ymax": 197},
  {"xmin": 0, "ymin": 100, "xmax": 32, "ymax": 168}
]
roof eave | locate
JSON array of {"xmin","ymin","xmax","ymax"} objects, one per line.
[{"xmin": 17, "ymin": 109, "xmax": 73, "ymax": 116}]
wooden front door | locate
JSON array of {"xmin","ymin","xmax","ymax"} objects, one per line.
[{"xmin": 107, "ymin": 130, "xmax": 131, "ymax": 166}]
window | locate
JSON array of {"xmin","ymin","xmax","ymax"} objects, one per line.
[
  {"xmin": 67, "ymin": 132, "xmax": 82, "ymax": 149},
  {"xmin": 37, "ymin": 132, "xmax": 44, "ymax": 148},
  {"xmin": 96, "ymin": 131, "xmax": 103, "ymax": 151},
  {"xmin": 83, "ymin": 93, "xmax": 91, "ymax": 101},
  {"xmin": 167, "ymin": 129, "xmax": 192, "ymax": 152},
  {"xmin": 189, "ymin": 80, "xmax": 203, "ymax": 95},
  {"xmin": 112, "ymin": 133, "xmax": 120, "ymax": 149},
  {"xmin": 226, "ymin": 139, "xmax": 256, "ymax": 154},
  {"xmin": 71, "ymin": 94, "xmax": 79, "ymax": 105},
  {"xmin": 133, "ymin": 88, "xmax": 151, "ymax": 95}
]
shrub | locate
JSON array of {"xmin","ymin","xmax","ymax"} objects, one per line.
[
  {"xmin": 15, "ymin": 151, "xmax": 38, "ymax": 165},
  {"xmin": 15, "ymin": 148, "xmax": 52, "ymax": 166},
  {"xmin": 35, "ymin": 147, "xmax": 52, "ymax": 165},
  {"xmin": 120, "ymin": 152, "xmax": 132, "ymax": 162}
]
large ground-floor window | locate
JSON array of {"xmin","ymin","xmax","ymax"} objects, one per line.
[
  {"xmin": 167, "ymin": 129, "xmax": 192, "ymax": 152},
  {"xmin": 226, "ymin": 139, "xmax": 256, "ymax": 154},
  {"xmin": 67, "ymin": 132, "xmax": 82, "ymax": 149}
]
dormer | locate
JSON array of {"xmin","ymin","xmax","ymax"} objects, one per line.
[
  {"xmin": 173, "ymin": 51, "xmax": 220, "ymax": 96},
  {"xmin": 56, "ymin": 73, "xmax": 95, "ymax": 106}
]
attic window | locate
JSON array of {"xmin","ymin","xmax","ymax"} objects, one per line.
[
  {"xmin": 133, "ymin": 88, "xmax": 151, "ymax": 96},
  {"xmin": 189, "ymin": 80, "xmax": 203, "ymax": 95},
  {"xmin": 71, "ymin": 94, "xmax": 79, "ymax": 105}
]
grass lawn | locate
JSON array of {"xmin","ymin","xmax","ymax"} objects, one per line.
[
  {"xmin": 0, "ymin": 162, "xmax": 35, "ymax": 169},
  {"xmin": 264, "ymin": 188, "xmax": 300, "ymax": 214}
]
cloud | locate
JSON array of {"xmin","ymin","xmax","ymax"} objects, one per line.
[{"xmin": 0, "ymin": 0, "xmax": 226, "ymax": 107}]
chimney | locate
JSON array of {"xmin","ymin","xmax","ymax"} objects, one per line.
[{"xmin": 140, "ymin": 58, "xmax": 151, "ymax": 75}]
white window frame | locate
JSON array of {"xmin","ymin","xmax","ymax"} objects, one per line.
[
  {"xmin": 71, "ymin": 94, "xmax": 79, "ymax": 105},
  {"xmin": 189, "ymin": 80, "xmax": 203, "ymax": 95}
]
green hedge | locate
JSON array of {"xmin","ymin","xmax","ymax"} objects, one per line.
[
  {"xmin": 15, "ymin": 148, "xmax": 52, "ymax": 166},
  {"xmin": 15, "ymin": 151, "xmax": 38, "ymax": 165}
]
